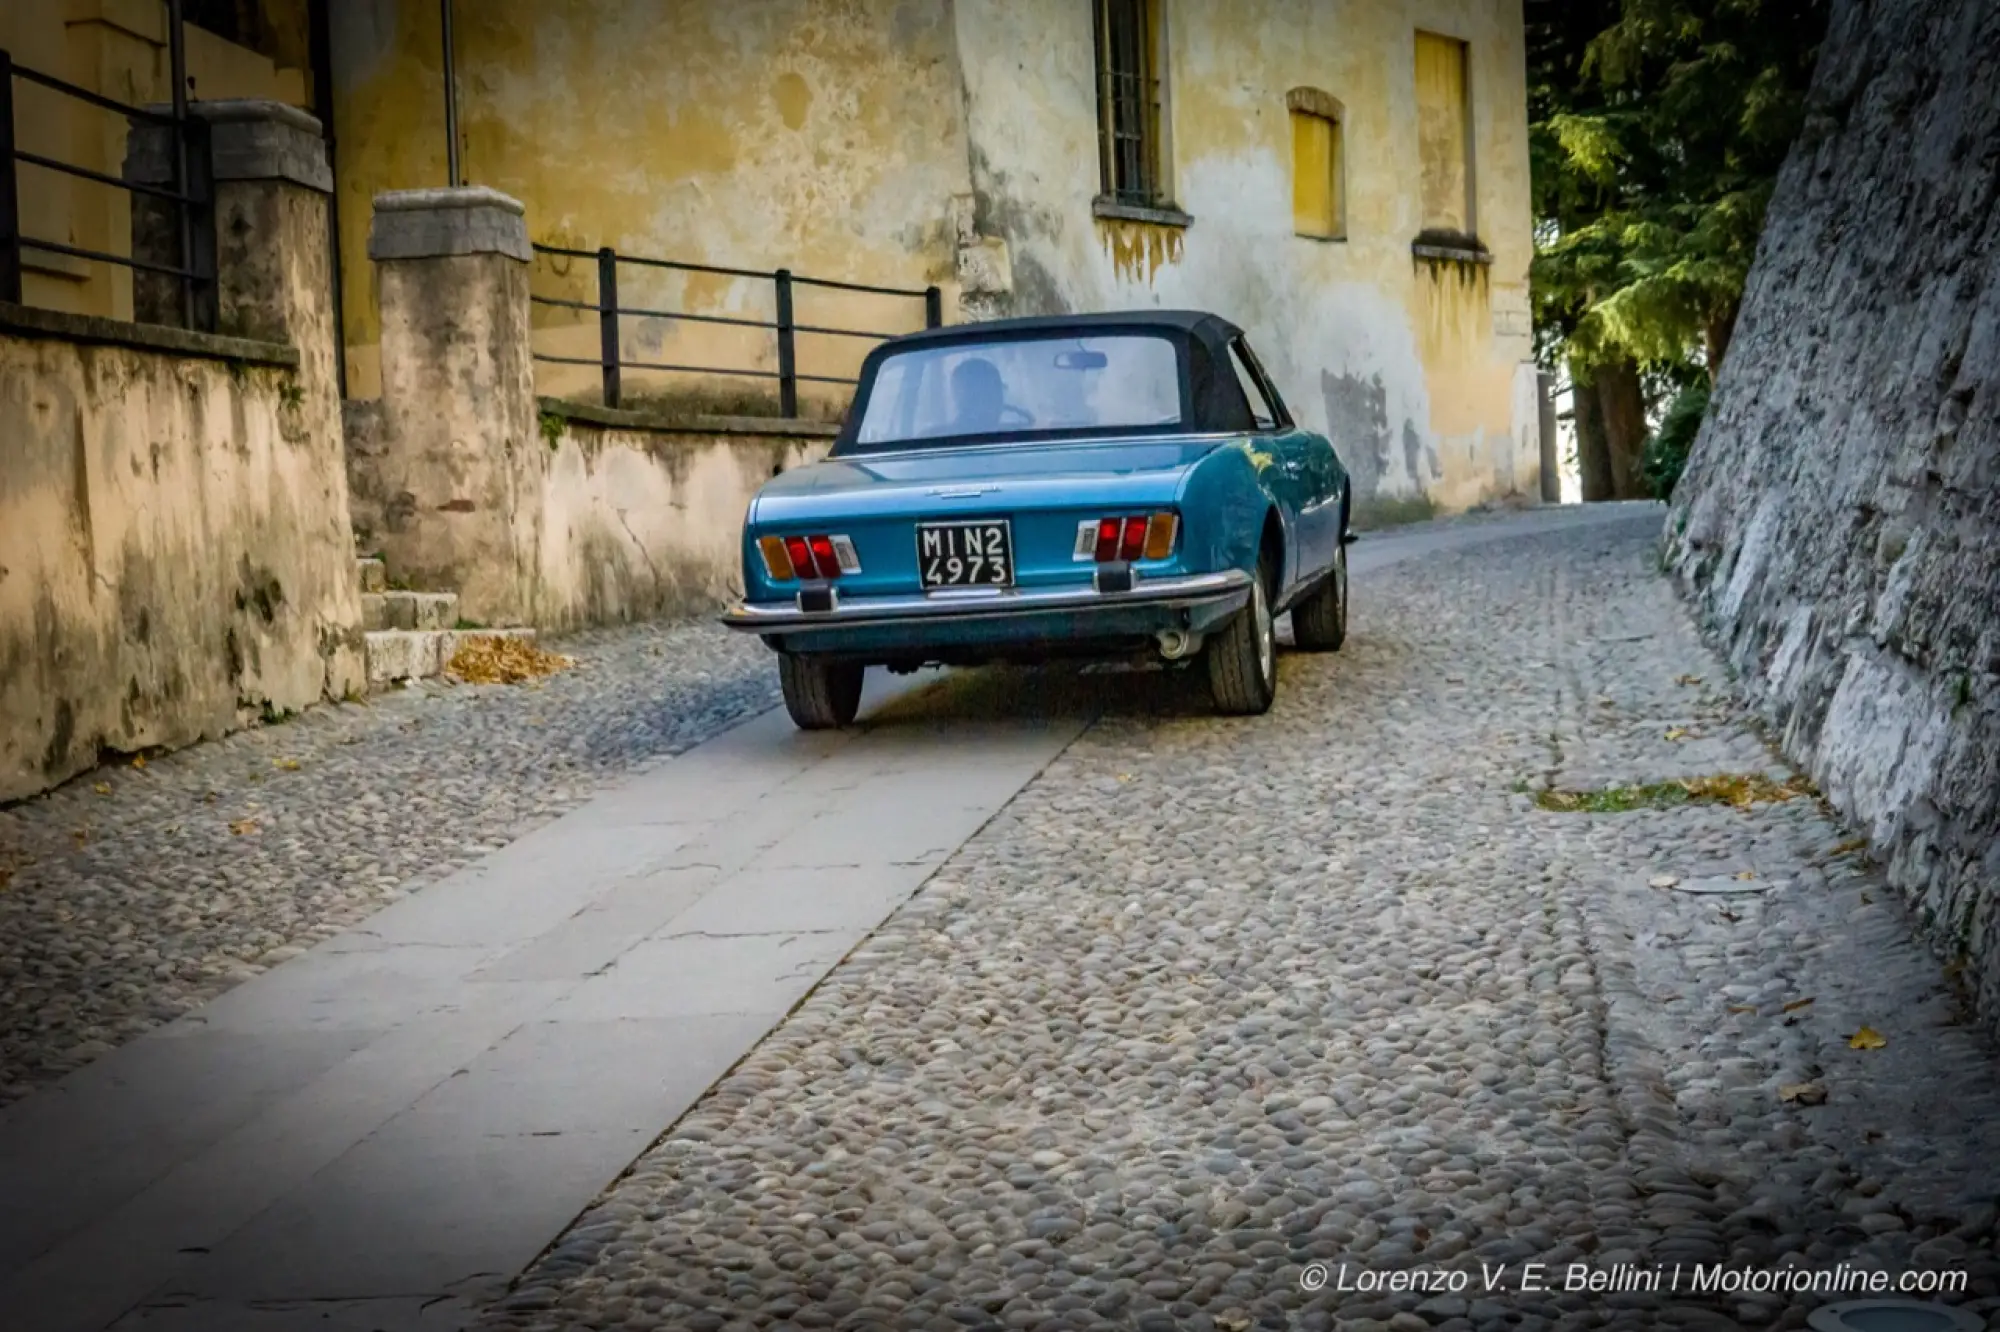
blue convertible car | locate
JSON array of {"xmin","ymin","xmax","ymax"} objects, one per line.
[{"xmin": 721, "ymin": 310, "xmax": 1352, "ymax": 728}]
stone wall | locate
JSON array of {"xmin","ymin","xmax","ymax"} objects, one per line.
[
  {"xmin": 1666, "ymin": 0, "xmax": 2000, "ymax": 1023},
  {"xmin": 535, "ymin": 403, "xmax": 834, "ymax": 629},
  {"xmin": 0, "ymin": 310, "xmax": 364, "ymax": 803},
  {"xmin": 346, "ymin": 189, "xmax": 838, "ymax": 630},
  {"xmin": 0, "ymin": 101, "xmax": 364, "ymax": 804}
]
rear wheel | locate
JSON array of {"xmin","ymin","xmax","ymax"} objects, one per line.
[
  {"xmin": 1206, "ymin": 556, "xmax": 1278, "ymax": 716},
  {"xmin": 778, "ymin": 653, "xmax": 865, "ymax": 729},
  {"xmin": 1291, "ymin": 541, "xmax": 1347, "ymax": 651}
]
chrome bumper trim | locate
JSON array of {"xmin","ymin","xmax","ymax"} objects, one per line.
[{"xmin": 719, "ymin": 569, "xmax": 1253, "ymax": 633}]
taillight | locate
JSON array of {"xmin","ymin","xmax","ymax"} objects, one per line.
[
  {"xmin": 763, "ymin": 534, "xmax": 860, "ymax": 581},
  {"xmin": 1076, "ymin": 513, "xmax": 1178, "ymax": 563},
  {"xmin": 1093, "ymin": 517, "xmax": 1120, "ymax": 563},
  {"xmin": 758, "ymin": 536, "xmax": 795, "ymax": 581},
  {"xmin": 1119, "ymin": 516, "xmax": 1148, "ymax": 562}
]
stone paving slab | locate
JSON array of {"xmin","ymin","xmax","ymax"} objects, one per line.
[{"xmin": 0, "ymin": 674, "xmax": 1095, "ymax": 1331}]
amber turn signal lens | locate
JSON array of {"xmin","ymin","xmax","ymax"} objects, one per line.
[
  {"xmin": 1143, "ymin": 512, "xmax": 1178, "ymax": 560},
  {"xmin": 758, "ymin": 535, "xmax": 795, "ymax": 581}
]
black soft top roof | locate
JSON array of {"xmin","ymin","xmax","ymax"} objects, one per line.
[
  {"xmin": 883, "ymin": 308, "xmax": 1245, "ymax": 348},
  {"xmin": 835, "ymin": 309, "xmax": 1266, "ymax": 451}
]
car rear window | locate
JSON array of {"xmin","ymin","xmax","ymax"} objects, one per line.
[{"xmin": 851, "ymin": 334, "xmax": 1183, "ymax": 449}]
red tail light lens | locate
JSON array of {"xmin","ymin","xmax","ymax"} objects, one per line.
[
  {"xmin": 1118, "ymin": 516, "xmax": 1148, "ymax": 561},
  {"xmin": 807, "ymin": 535, "xmax": 839, "ymax": 579},
  {"xmin": 1094, "ymin": 518, "xmax": 1121, "ymax": 563},
  {"xmin": 782, "ymin": 536, "xmax": 813, "ymax": 577}
]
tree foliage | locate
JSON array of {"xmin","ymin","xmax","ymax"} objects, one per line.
[{"xmin": 1529, "ymin": 0, "xmax": 1829, "ymax": 381}]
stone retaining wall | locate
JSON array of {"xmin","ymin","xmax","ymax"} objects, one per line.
[
  {"xmin": 0, "ymin": 103, "xmax": 364, "ymax": 804},
  {"xmin": 1667, "ymin": 0, "xmax": 2000, "ymax": 1026}
]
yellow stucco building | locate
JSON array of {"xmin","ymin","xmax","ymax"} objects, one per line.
[{"xmin": 8, "ymin": 0, "xmax": 1541, "ymax": 520}]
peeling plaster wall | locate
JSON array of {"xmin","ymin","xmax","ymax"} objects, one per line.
[
  {"xmin": 951, "ymin": 0, "xmax": 1539, "ymax": 519},
  {"xmin": 330, "ymin": 0, "xmax": 971, "ymax": 411},
  {"xmin": 536, "ymin": 419, "xmax": 833, "ymax": 629},
  {"xmin": 0, "ymin": 333, "xmax": 365, "ymax": 803},
  {"xmin": 1667, "ymin": 0, "xmax": 2000, "ymax": 1027}
]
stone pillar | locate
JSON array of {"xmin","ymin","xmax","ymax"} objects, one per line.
[
  {"xmin": 124, "ymin": 100, "xmax": 366, "ymax": 699},
  {"xmin": 364, "ymin": 187, "xmax": 542, "ymax": 627}
]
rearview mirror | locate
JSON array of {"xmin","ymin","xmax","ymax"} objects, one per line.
[{"xmin": 1054, "ymin": 349, "xmax": 1108, "ymax": 370}]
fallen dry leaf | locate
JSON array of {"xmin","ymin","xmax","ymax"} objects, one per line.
[
  {"xmin": 0, "ymin": 867, "xmax": 11, "ymax": 893},
  {"xmin": 274, "ymin": 758, "xmax": 301, "ymax": 772},
  {"xmin": 1675, "ymin": 674, "xmax": 1703, "ymax": 686},
  {"xmin": 92, "ymin": 782, "xmax": 111, "ymax": 796},
  {"xmin": 1830, "ymin": 836, "xmax": 1867, "ymax": 856},
  {"xmin": 131, "ymin": 755, "xmax": 147, "ymax": 770},
  {"xmin": 1664, "ymin": 727, "xmax": 1690, "ymax": 742},
  {"xmin": 229, "ymin": 819, "xmax": 260, "ymax": 836},
  {"xmin": 446, "ymin": 636, "xmax": 572, "ymax": 685},
  {"xmin": 1782, "ymin": 997, "xmax": 1816, "ymax": 1013},
  {"xmin": 1727, "ymin": 1005, "xmax": 1757, "ymax": 1014},
  {"xmin": 1780, "ymin": 1082, "xmax": 1827, "ymax": 1106},
  {"xmin": 1649, "ymin": 874, "xmax": 1680, "ymax": 889},
  {"xmin": 1734, "ymin": 870, "xmax": 1758, "ymax": 881},
  {"xmin": 1848, "ymin": 1026, "xmax": 1887, "ymax": 1050},
  {"xmin": 71, "ymin": 828, "xmax": 88, "ymax": 847}
]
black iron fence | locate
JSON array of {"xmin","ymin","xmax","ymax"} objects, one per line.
[
  {"xmin": 529, "ymin": 242, "xmax": 941, "ymax": 416},
  {"xmin": 0, "ymin": 21, "xmax": 218, "ymax": 331}
]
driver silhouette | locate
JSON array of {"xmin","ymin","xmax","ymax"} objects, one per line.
[{"xmin": 949, "ymin": 357, "xmax": 1006, "ymax": 433}]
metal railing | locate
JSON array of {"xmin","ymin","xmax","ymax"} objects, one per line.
[
  {"xmin": 0, "ymin": 12, "xmax": 218, "ymax": 330},
  {"xmin": 530, "ymin": 243, "xmax": 941, "ymax": 416}
]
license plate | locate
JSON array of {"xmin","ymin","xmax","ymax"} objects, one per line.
[{"xmin": 917, "ymin": 520, "xmax": 1014, "ymax": 589}]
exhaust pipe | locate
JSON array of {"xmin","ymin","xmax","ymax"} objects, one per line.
[{"xmin": 1157, "ymin": 629, "xmax": 1199, "ymax": 660}]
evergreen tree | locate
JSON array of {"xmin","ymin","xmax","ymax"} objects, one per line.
[{"xmin": 1528, "ymin": 0, "xmax": 1827, "ymax": 498}]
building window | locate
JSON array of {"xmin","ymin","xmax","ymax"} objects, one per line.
[
  {"xmin": 1286, "ymin": 88, "xmax": 1345, "ymax": 241},
  {"xmin": 1095, "ymin": 0, "xmax": 1171, "ymax": 208},
  {"xmin": 1413, "ymin": 30, "xmax": 1475, "ymax": 241}
]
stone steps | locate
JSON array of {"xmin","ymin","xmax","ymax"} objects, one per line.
[
  {"xmin": 356, "ymin": 556, "xmax": 386, "ymax": 593},
  {"xmin": 360, "ymin": 589, "xmax": 460, "ymax": 632},
  {"xmin": 364, "ymin": 628, "xmax": 537, "ymax": 686}
]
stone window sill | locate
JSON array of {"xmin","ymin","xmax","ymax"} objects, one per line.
[
  {"xmin": 1411, "ymin": 235, "xmax": 1493, "ymax": 265},
  {"xmin": 1092, "ymin": 197, "xmax": 1193, "ymax": 229}
]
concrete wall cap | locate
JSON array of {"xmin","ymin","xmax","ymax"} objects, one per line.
[
  {"xmin": 127, "ymin": 100, "xmax": 331, "ymax": 192},
  {"xmin": 373, "ymin": 187, "xmax": 527, "ymax": 217},
  {"xmin": 368, "ymin": 188, "xmax": 532, "ymax": 263}
]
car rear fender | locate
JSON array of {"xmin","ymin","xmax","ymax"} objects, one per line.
[{"xmin": 1175, "ymin": 442, "xmax": 1288, "ymax": 586}]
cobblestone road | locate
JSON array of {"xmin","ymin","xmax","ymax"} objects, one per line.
[
  {"xmin": 0, "ymin": 623, "xmax": 776, "ymax": 1102},
  {"xmin": 482, "ymin": 515, "xmax": 2000, "ymax": 1332}
]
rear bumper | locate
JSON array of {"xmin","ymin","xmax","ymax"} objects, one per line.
[{"xmin": 719, "ymin": 569, "xmax": 1252, "ymax": 658}]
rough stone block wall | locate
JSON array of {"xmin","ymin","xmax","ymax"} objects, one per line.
[{"xmin": 1667, "ymin": 0, "xmax": 1999, "ymax": 1023}]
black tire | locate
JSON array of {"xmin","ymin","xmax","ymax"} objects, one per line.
[
  {"xmin": 778, "ymin": 653, "xmax": 865, "ymax": 729},
  {"xmin": 1205, "ymin": 555, "xmax": 1278, "ymax": 715},
  {"xmin": 1291, "ymin": 540, "xmax": 1347, "ymax": 651}
]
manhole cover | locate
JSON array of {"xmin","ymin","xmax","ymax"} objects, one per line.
[{"xmin": 1807, "ymin": 1300, "xmax": 1984, "ymax": 1332}]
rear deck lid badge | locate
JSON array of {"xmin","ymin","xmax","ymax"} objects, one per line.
[{"xmin": 926, "ymin": 485, "xmax": 1001, "ymax": 498}]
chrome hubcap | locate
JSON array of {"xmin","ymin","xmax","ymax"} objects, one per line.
[{"xmin": 1254, "ymin": 580, "xmax": 1274, "ymax": 684}]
